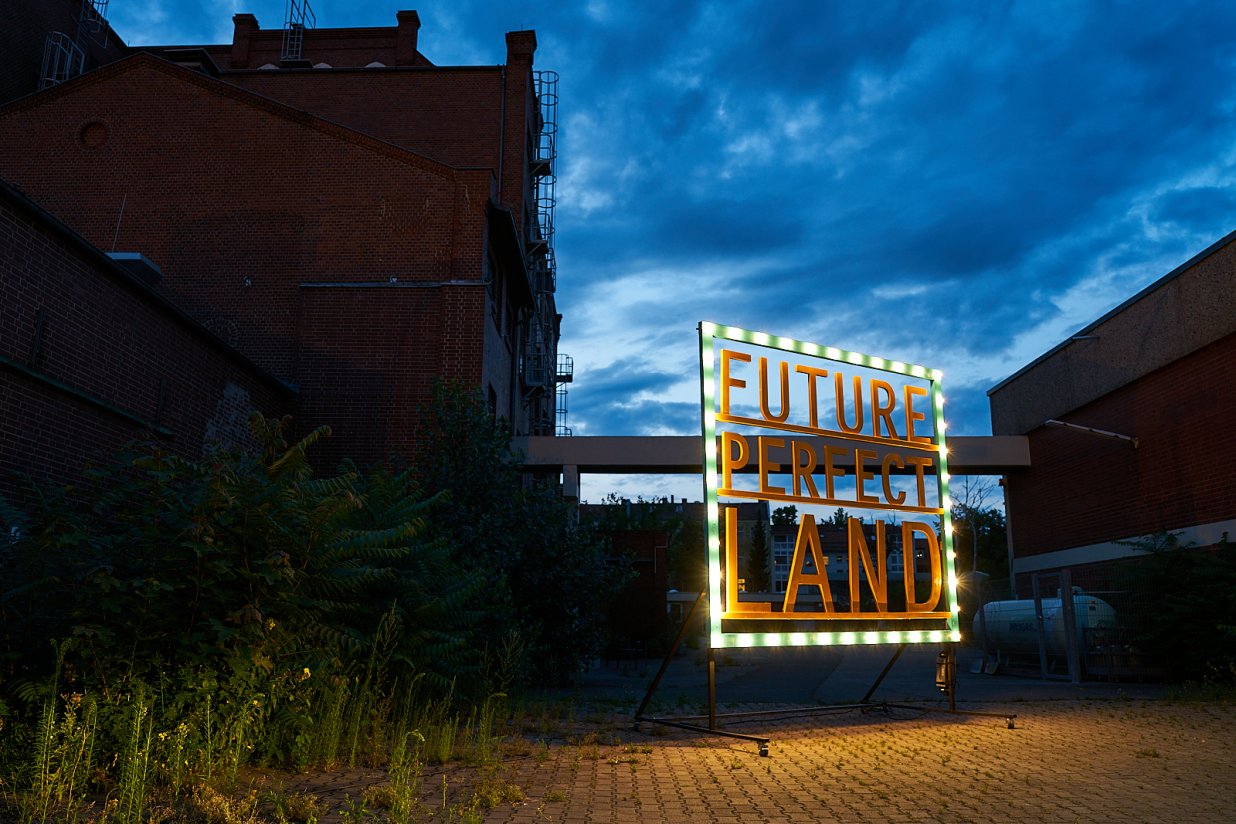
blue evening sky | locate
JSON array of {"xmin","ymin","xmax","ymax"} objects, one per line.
[{"xmin": 113, "ymin": 1, "xmax": 1236, "ymax": 501}]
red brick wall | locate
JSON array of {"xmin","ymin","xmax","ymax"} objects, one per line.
[
  {"xmin": 0, "ymin": 56, "xmax": 473, "ymax": 373},
  {"xmin": 1006, "ymin": 329, "xmax": 1236, "ymax": 557},
  {"xmin": 221, "ymin": 15, "xmax": 429, "ymax": 71},
  {"xmin": 297, "ymin": 284, "xmax": 454, "ymax": 468},
  {"xmin": 228, "ymin": 66, "xmax": 538, "ymax": 234},
  {"xmin": 0, "ymin": 182, "xmax": 290, "ymax": 508},
  {"xmin": 0, "ymin": 56, "xmax": 528, "ymax": 456},
  {"xmin": 229, "ymin": 69, "xmax": 504, "ymax": 180}
]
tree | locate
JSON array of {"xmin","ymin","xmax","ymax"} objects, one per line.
[
  {"xmin": 413, "ymin": 382, "xmax": 628, "ymax": 685},
  {"xmin": 772, "ymin": 505, "xmax": 798, "ymax": 526},
  {"xmin": 825, "ymin": 507, "xmax": 849, "ymax": 528},
  {"xmin": 668, "ymin": 516, "xmax": 707, "ymax": 594},
  {"xmin": 745, "ymin": 521, "xmax": 771, "ymax": 592},
  {"xmin": 1121, "ymin": 532, "xmax": 1236, "ymax": 682},
  {"xmin": 0, "ymin": 415, "xmax": 486, "ymax": 698},
  {"xmin": 949, "ymin": 476, "xmax": 1000, "ymax": 574}
]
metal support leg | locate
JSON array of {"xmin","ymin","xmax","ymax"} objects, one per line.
[
  {"xmin": 634, "ymin": 591, "xmax": 705, "ymax": 722},
  {"xmin": 861, "ymin": 643, "xmax": 907, "ymax": 704},
  {"xmin": 633, "ymin": 593, "xmax": 770, "ymax": 755},
  {"xmin": 707, "ymin": 647, "xmax": 717, "ymax": 731}
]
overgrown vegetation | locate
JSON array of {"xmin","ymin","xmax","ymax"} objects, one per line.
[
  {"xmin": 1121, "ymin": 531, "xmax": 1236, "ymax": 683},
  {"xmin": 0, "ymin": 385, "xmax": 624, "ymax": 821},
  {"xmin": 413, "ymin": 383, "xmax": 627, "ymax": 686}
]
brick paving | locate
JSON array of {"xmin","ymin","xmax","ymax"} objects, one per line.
[{"xmin": 486, "ymin": 699, "xmax": 1236, "ymax": 823}]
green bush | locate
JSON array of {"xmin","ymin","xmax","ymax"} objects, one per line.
[
  {"xmin": 1122, "ymin": 532, "xmax": 1236, "ymax": 682},
  {"xmin": 413, "ymin": 383, "xmax": 629, "ymax": 685},
  {"xmin": 0, "ymin": 416, "xmax": 485, "ymax": 705},
  {"xmin": 0, "ymin": 388, "xmax": 624, "ymax": 817}
]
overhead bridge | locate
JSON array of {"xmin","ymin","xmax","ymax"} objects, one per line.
[{"xmin": 513, "ymin": 435, "xmax": 1030, "ymax": 499}]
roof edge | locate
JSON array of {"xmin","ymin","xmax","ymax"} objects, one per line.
[
  {"xmin": 0, "ymin": 175, "xmax": 294, "ymax": 397},
  {"xmin": 987, "ymin": 227, "xmax": 1236, "ymax": 397}
]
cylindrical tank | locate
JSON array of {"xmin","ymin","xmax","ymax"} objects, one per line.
[{"xmin": 972, "ymin": 591, "xmax": 1117, "ymax": 656}]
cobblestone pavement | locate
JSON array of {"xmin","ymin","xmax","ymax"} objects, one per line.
[{"xmin": 485, "ymin": 698, "xmax": 1236, "ymax": 823}]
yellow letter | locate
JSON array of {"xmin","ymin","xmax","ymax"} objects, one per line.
[
  {"xmin": 821, "ymin": 443, "xmax": 848, "ymax": 499},
  {"xmin": 871, "ymin": 379, "xmax": 899, "ymax": 439},
  {"xmin": 902, "ymin": 521, "xmax": 943, "ymax": 612},
  {"xmin": 758, "ymin": 436, "xmax": 785, "ymax": 495},
  {"xmin": 782, "ymin": 514, "xmax": 834, "ymax": 613},
  {"xmin": 854, "ymin": 448, "xmax": 879, "ymax": 504},
  {"xmin": 794, "ymin": 364, "xmax": 829, "ymax": 428},
  {"xmin": 790, "ymin": 440, "xmax": 820, "ymax": 499},
  {"xmin": 725, "ymin": 506, "xmax": 770, "ymax": 615},
  {"xmin": 880, "ymin": 452, "xmax": 906, "ymax": 505},
  {"xmin": 904, "ymin": 455, "xmax": 934, "ymax": 507},
  {"xmin": 848, "ymin": 518, "xmax": 888, "ymax": 612},
  {"xmin": 835, "ymin": 372, "xmax": 866, "ymax": 434},
  {"xmin": 904, "ymin": 385, "xmax": 930, "ymax": 443},
  {"xmin": 719, "ymin": 349, "xmax": 750, "ymax": 417},
  {"xmin": 720, "ymin": 431, "xmax": 748, "ymax": 491},
  {"xmin": 759, "ymin": 357, "xmax": 791, "ymax": 423}
]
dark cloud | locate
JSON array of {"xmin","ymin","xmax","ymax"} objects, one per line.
[
  {"xmin": 572, "ymin": 398, "xmax": 699, "ymax": 437},
  {"xmin": 566, "ymin": 359, "xmax": 696, "ymax": 435},
  {"xmin": 571, "ymin": 359, "xmax": 679, "ymax": 400},
  {"xmin": 1150, "ymin": 188, "xmax": 1236, "ymax": 236},
  {"xmin": 644, "ymin": 195, "xmax": 806, "ymax": 257},
  {"xmin": 126, "ymin": 1, "xmax": 1236, "ymax": 448},
  {"xmin": 362, "ymin": 0, "xmax": 1236, "ymax": 469}
]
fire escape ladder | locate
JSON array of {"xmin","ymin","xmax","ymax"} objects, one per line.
[
  {"xmin": 39, "ymin": 0, "xmax": 110, "ymax": 89},
  {"xmin": 281, "ymin": 0, "xmax": 317, "ymax": 66}
]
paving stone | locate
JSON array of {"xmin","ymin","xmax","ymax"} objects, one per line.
[{"xmin": 488, "ymin": 699, "xmax": 1236, "ymax": 823}]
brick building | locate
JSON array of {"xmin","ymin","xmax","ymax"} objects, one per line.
[
  {"xmin": 0, "ymin": 177, "xmax": 292, "ymax": 504},
  {"xmin": 1, "ymin": 1, "xmax": 567, "ymax": 499},
  {"xmin": 989, "ymin": 232, "xmax": 1236, "ymax": 594}
]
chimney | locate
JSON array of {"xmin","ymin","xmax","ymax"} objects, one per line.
[
  {"xmin": 505, "ymin": 30, "xmax": 537, "ymax": 66},
  {"xmin": 231, "ymin": 14, "xmax": 259, "ymax": 69},
  {"xmin": 396, "ymin": 11, "xmax": 421, "ymax": 65}
]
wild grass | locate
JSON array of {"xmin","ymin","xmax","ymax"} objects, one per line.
[{"xmin": 0, "ymin": 663, "xmax": 518, "ymax": 824}]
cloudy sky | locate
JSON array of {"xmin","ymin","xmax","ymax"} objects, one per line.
[{"xmin": 116, "ymin": 1, "xmax": 1236, "ymax": 499}]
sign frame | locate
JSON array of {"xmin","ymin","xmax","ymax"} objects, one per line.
[{"xmin": 699, "ymin": 321, "xmax": 962, "ymax": 649}]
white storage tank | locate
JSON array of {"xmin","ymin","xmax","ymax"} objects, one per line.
[{"xmin": 973, "ymin": 590, "xmax": 1117, "ymax": 656}]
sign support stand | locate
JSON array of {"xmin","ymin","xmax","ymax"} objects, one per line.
[
  {"xmin": 634, "ymin": 592, "xmax": 771, "ymax": 755},
  {"xmin": 636, "ymin": 624, "xmax": 1016, "ymax": 755}
]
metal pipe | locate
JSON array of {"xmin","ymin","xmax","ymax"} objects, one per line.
[{"xmin": 1044, "ymin": 419, "xmax": 1138, "ymax": 448}]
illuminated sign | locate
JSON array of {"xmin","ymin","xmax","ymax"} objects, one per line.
[{"xmin": 699, "ymin": 322, "xmax": 960, "ymax": 649}]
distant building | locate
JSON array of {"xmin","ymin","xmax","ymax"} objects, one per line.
[
  {"xmin": 990, "ymin": 232, "xmax": 1236, "ymax": 594},
  {"xmin": 771, "ymin": 518, "xmax": 928, "ymax": 607},
  {"xmin": 1, "ymin": 2, "xmax": 567, "ymax": 501}
]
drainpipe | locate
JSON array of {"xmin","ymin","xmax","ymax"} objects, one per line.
[
  {"xmin": 1001, "ymin": 475, "xmax": 1016, "ymax": 597},
  {"xmin": 497, "ymin": 68, "xmax": 506, "ymax": 204}
]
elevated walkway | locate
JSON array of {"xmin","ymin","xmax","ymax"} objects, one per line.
[{"xmin": 514, "ymin": 434, "xmax": 1030, "ymax": 498}]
